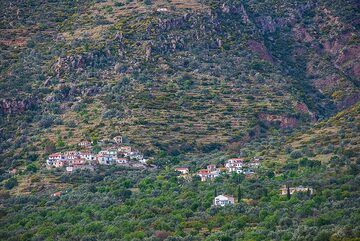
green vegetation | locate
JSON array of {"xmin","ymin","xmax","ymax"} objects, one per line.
[{"xmin": 0, "ymin": 0, "xmax": 359, "ymax": 240}]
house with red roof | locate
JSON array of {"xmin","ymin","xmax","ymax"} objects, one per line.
[
  {"xmin": 54, "ymin": 160, "xmax": 66, "ymax": 168},
  {"xmin": 225, "ymin": 158, "xmax": 244, "ymax": 173},
  {"xmin": 197, "ymin": 169, "xmax": 220, "ymax": 181}
]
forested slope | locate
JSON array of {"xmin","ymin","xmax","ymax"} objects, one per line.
[{"xmin": 0, "ymin": 0, "xmax": 359, "ymax": 240}]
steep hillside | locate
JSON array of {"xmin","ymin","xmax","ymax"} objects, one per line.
[
  {"xmin": 1, "ymin": 0, "xmax": 359, "ymax": 171},
  {"xmin": 0, "ymin": 1, "xmax": 359, "ymax": 240}
]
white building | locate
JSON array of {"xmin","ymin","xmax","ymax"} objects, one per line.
[
  {"xmin": 113, "ymin": 136, "xmax": 123, "ymax": 144},
  {"xmin": 47, "ymin": 153, "xmax": 63, "ymax": 165},
  {"xmin": 78, "ymin": 141, "xmax": 91, "ymax": 148},
  {"xmin": 225, "ymin": 158, "xmax": 244, "ymax": 172},
  {"xmin": 175, "ymin": 167, "xmax": 189, "ymax": 174},
  {"xmin": 139, "ymin": 158, "xmax": 148, "ymax": 164},
  {"xmin": 214, "ymin": 195, "xmax": 235, "ymax": 206},
  {"xmin": 97, "ymin": 155, "xmax": 114, "ymax": 165},
  {"xmin": 99, "ymin": 149, "xmax": 117, "ymax": 156},
  {"xmin": 280, "ymin": 186, "xmax": 314, "ymax": 195},
  {"xmin": 116, "ymin": 158, "xmax": 128, "ymax": 164},
  {"xmin": 80, "ymin": 152, "xmax": 95, "ymax": 161},
  {"xmin": 118, "ymin": 146, "xmax": 132, "ymax": 154}
]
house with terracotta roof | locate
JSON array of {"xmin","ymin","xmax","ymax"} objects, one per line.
[
  {"xmin": 197, "ymin": 169, "xmax": 220, "ymax": 181},
  {"xmin": 54, "ymin": 160, "xmax": 66, "ymax": 168},
  {"xmin": 214, "ymin": 195, "xmax": 235, "ymax": 206},
  {"xmin": 52, "ymin": 191, "xmax": 62, "ymax": 197},
  {"xmin": 118, "ymin": 146, "xmax": 132, "ymax": 154},
  {"xmin": 8, "ymin": 168, "xmax": 17, "ymax": 175},
  {"xmin": 47, "ymin": 153, "xmax": 64, "ymax": 165},
  {"xmin": 225, "ymin": 158, "xmax": 244, "ymax": 172},
  {"xmin": 69, "ymin": 158, "xmax": 86, "ymax": 166},
  {"xmin": 197, "ymin": 169, "xmax": 210, "ymax": 181},
  {"xmin": 48, "ymin": 153, "xmax": 63, "ymax": 160}
]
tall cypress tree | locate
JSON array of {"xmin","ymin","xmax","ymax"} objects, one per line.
[
  {"xmin": 286, "ymin": 184, "xmax": 291, "ymax": 200},
  {"xmin": 237, "ymin": 185, "xmax": 241, "ymax": 203}
]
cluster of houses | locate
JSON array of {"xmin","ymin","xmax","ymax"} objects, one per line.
[
  {"xmin": 175, "ymin": 157, "xmax": 261, "ymax": 182},
  {"xmin": 46, "ymin": 136, "xmax": 149, "ymax": 172},
  {"xmin": 212, "ymin": 185, "xmax": 314, "ymax": 207},
  {"xmin": 175, "ymin": 157, "xmax": 314, "ymax": 206}
]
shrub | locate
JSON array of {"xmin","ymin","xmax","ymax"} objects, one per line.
[
  {"xmin": 39, "ymin": 116, "xmax": 54, "ymax": 128},
  {"xmin": 290, "ymin": 150, "xmax": 303, "ymax": 159},
  {"xmin": 4, "ymin": 178, "xmax": 18, "ymax": 190}
]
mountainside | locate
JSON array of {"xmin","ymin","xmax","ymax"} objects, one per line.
[
  {"xmin": 1, "ymin": 0, "xmax": 359, "ymax": 165},
  {"xmin": 0, "ymin": 0, "xmax": 359, "ymax": 240}
]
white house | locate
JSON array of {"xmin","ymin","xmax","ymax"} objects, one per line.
[
  {"xmin": 139, "ymin": 158, "xmax": 148, "ymax": 164},
  {"xmin": 113, "ymin": 136, "xmax": 123, "ymax": 144},
  {"xmin": 175, "ymin": 167, "xmax": 189, "ymax": 174},
  {"xmin": 240, "ymin": 169, "xmax": 255, "ymax": 175},
  {"xmin": 53, "ymin": 160, "xmax": 66, "ymax": 168},
  {"xmin": 280, "ymin": 186, "xmax": 314, "ymax": 195},
  {"xmin": 63, "ymin": 151, "xmax": 79, "ymax": 160},
  {"xmin": 207, "ymin": 165, "xmax": 217, "ymax": 171},
  {"xmin": 78, "ymin": 141, "xmax": 91, "ymax": 148},
  {"xmin": 97, "ymin": 154, "xmax": 114, "ymax": 165},
  {"xmin": 116, "ymin": 158, "xmax": 128, "ymax": 164},
  {"xmin": 47, "ymin": 153, "xmax": 65, "ymax": 166},
  {"xmin": 214, "ymin": 195, "xmax": 235, "ymax": 206},
  {"xmin": 129, "ymin": 152, "xmax": 143, "ymax": 160},
  {"xmin": 156, "ymin": 8, "xmax": 169, "ymax": 12},
  {"xmin": 99, "ymin": 149, "xmax": 117, "ymax": 156},
  {"xmin": 118, "ymin": 146, "xmax": 132, "ymax": 154},
  {"xmin": 197, "ymin": 169, "xmax": 220, "ymax": 181},
  {"xmin": 48, "ymin": 153, "xmax": 63, "ymax": 161},
  {"xmin": 197, "ymin": 169, "xmax": 210, "ymax": 181},
  {"xmin": 80, "ymin": 152, "xmax": 95, "ymax": 161},
  {"xmin": 225, "ymin": 158, "xmax": 244, "ymax": 172},
  {"xmin": 68, "ymin": 158, "xmax": 86, "ymax": 166}
]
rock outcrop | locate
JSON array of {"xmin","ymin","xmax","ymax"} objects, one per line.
[
  {"xmin": 0, "ymin": 98, "xmax": 35, "ymax": 115},
  {"xmin": 258, "ymin": 113, "xmax": 298, "ymax": 129},
  {"xmin": 248, "ymin": 40, "xmax": 274, "ymax": 63}
]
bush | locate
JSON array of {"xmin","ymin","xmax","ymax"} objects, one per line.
[
  {"xmin": 26, "ymin": 164, "xmax": 38, "ymax": 173},
  {"xmin": 39, "ymin": 116, "xmax": 54, "ymax": 128},
  {"xmin": 4, "ymin": 178, "xmax": 18, "ymax": 190},
  {"xmin": 290, "ymin": 150, "xmax": 303, "ymax": 159}
]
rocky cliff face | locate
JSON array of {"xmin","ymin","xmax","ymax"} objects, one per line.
[
  {"xmin": 0, "ymin": 98, "xmax": 36, "ymax": 115},
  {"xmin": 258, "ymin": 113, "xmax": 298, "ymax": 129}
]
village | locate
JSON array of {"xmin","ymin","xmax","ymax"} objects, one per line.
[
  {"xmin": 45, "ymin": 136, "xmax": 314, "ymax": 206},
  {"xmin": 46, "ymin": 136, "xmax": 151, "ymax": 172},
  {"xmin": 174, "ymin": 157, "xmax": 261, "ymax": 182},
  {"xmin": 211, "ymin": 184, "xmax": 314, "ymax": 207},
  {"xmin": 175, "ymin": 158, "xmax": 314, "ymax": 206}
]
